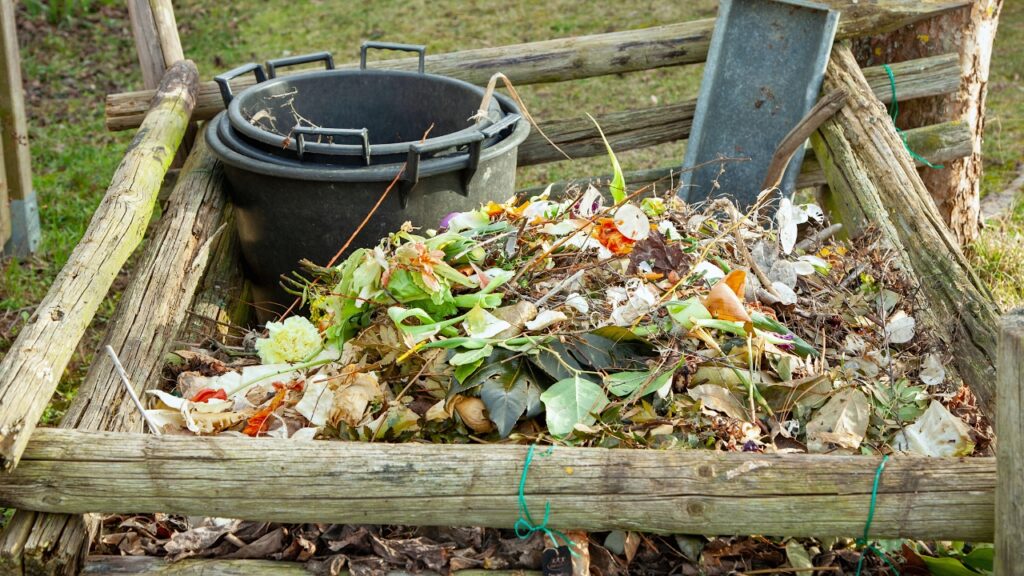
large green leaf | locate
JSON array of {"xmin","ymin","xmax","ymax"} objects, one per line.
[
  {"xmin": 463, "ymin": 350, "xmax": 546, "ymax": 438},
  {"xmin": 920, "ymin": 555, "xmax": 986, "ymax": 576},
  {"xmin": 540, "ymin": 376, "xmax": 609, "ymax": 436},
  {"xmin": 963, "ymin": 547, "xmax": 993, "ymax": 573}
]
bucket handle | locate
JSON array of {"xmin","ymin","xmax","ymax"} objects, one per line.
[
  {"xmin": 293, "ymin": 126, "xmax": 371, "ymax": 165},
  {"xmin": 360, "ymin": 42, "xmax": 426, "ymax": 74},
  {"xmin": 266, "ymin": 51, "xmax": 335, "ymax": 79},
  {"xmin": 214, "ymin": 63, "xmax": 268, "ymax": 106},
  {"xmin": 401, "ymin": 130, "xmax": 485, "ymax": 209}
]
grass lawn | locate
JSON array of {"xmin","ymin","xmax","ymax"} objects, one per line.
[{"xmin": 0, "ymin": 0, "xmax": 1021, "ymax": 425}]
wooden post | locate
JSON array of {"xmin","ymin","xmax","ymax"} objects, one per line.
[
  {"xmin": 810, "ymin": 44, "xmax": 1000, "ymax": 421},
  {"xmin": 127, "ymin": 0, "xmax": 192, "ymax": 165},
  {"xmin": 996, "ymin": 311, "xmax": 1024, "ymax": 573},
  {"xmin": 0, "ymin": 60, "xmax": 198, "ymax": 472},
  {"xmin": 126, "ymin": 0, "xmax": 164, "ymax": 90},
  {"xmin": 0, "ymin": 139, "xmax": 230, "ymax": 576},
  {"xmin": 0, "ymin": 0, "xmax": 39, "ymax": 255}
]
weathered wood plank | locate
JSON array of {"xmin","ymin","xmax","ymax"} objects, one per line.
[
  {"xmin": 126, "ymin": 0, "xmax": 165, "ymax": 90},
  {"xmin": 810, "ymin": 45, "xmax": 1000, "ymax": 420},
  {"xmin": 104, "ymin": 2, "xmax": 968, "ymax": 131},
  {"xmin": 0, "ymin": 61, "xmax": 199, "ymax": 472},
  {"xmin": 518, "ymin": 120, "xmax": 972, "ymax": 196},
  {"xmin": 149, "ymin": 0, "xmax": 183, "ymax": 67},
  {"xmin": 517, "ymin": 55, "xmax": 959, "ymax": 166},
  {"xmin": 82, "ymin": 556, "xmax": 540, "ymax": 576},
  {"xmin": 0, "ymin": 429, "xmax": 996, "ymax": 541},
  {"xmin": 0, "ymin": 140, "xmax": 230, "ymax": 576},
  {"xmin": 0, "ymin": 0, "xmax": 32, "ymax": 204},
  {"xmin": 996, "ymin": 311, "xmax": 1024, "ymax": 573}
]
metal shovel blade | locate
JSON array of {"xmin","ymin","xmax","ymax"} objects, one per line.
[{"xmin": 679, "ymin": 0, "xmax": 839, "ymax": 210}]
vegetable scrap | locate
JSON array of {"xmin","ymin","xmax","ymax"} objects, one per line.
[{"xmin": 153, "ymin": 173, "xmax": 989, "ymax": 457}]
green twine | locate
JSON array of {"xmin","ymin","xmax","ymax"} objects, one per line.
[
  {"xmin": 883, "ymin": 64, "xmax": 944, "ymax": 170},
  {"xmin": 855, "ymin": 455, "xmax": 900, "ymax": 576},
  {"xmin": 515, "ymin": 445, "xmax": 579, "ymax": 556}
]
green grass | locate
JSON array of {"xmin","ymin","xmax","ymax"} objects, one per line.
[{"xmin": 0, "ymin": 0, "xmax": 1022, "ymax": 428}]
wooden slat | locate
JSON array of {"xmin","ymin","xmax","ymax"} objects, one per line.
[
  {"xmin": 126, "ymin": 0, "xmax": 165, "ymax": 90},
  {"xmin": 83, "ymin": 556, "xmax": 540, "ymax": 575},
  {"xmin": 519, "ymin": 120, "xmax": 972, "ymax": 197},
  {"xmin": 997, "ymin": 312, "xmax": 1024, "ymax": 573},
  {"xmin": 0, "ymin": 61, "xmax": 199, "ymax": 472},
  {"xmin": 149, "ymin": 0, "xmax": 183, "ymax": 67},
  {"xmin": 810, "ymin": 45, "xmax": 999, "ymax": 420},
  {"xmin": 103, "ymin": 1, "xmax": 969, "ymax": 131},
  {"xmin": 0, "ymin": 0, "xmax": 32, "ymax": 204},
  {"xmin": 517, "ymin": 54, "xmax": 960, "ymax": 166},
  {"xmin": 0, "ymin": 429, "xmax": 996, "ymax": 541}
]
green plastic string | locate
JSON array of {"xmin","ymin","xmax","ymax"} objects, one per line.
[
  {"xmin": 855, "ymin": 455, "xmax": 901, "ymax": 576},
  {"xmin": 515, "ymin": 445, "xmax": 579, "ymax": 556},
  {"xmin": 883, "ymin": 64, "xmax": 944, "ymax": 170}
]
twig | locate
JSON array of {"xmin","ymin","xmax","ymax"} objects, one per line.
[
  {"xmin": 794, "ymin": 223, "xmax": 843, "ymax": 252},
  {"xmin": 734, "ymin": 232, "xmax": 780, "ymax": 299},
  {"xmin": 534, "ymin": 269, "xmax": 586, "ymax": 308},
  {"xmin": 104, "ymin": 345, "xmax": 162, "ymax": 435},
  {"xmin": 761, "ymin": 90, "xmax": 848, "ymax": 191},
  {"xmin": 473, "ymin": 72, "xmax": 571, "ymax": 161}
]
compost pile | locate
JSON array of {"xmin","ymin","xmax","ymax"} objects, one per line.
[{"xmin": 150, "ymin": 181, "xmax": 988, "ymax": 457}]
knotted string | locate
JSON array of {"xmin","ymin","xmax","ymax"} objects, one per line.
[
  {"xmin": 855, "ymin": 455, "xmax": 900, "ymax": 575},
  {"xmin": 883, "ymin": 64, "xmax": 943, "ymax": 170},
  {"xmin": 515, "ymin": 444, "xmax": 579, "ymax": 556}
]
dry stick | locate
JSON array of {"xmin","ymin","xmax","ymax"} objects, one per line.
[
  {"xmin": 474, "ymin": 72, "xmax": 571, "ymax": 161},
  {"xmin": 104, "ymin": 346, "xmax": 161, "ymax": 435},
  {"xmin": 794, "ymin": 222, "xmax": 843, "ymax": 251},
  {"xmin": 734, "ymin": 232, "xmax": 781, "ymax": 300},
  {"xmin": 761, "ymin": 90, "xmax": 848, "ymax": 191}
]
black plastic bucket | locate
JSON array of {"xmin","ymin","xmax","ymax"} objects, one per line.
[
  {"xmin": 215, "ymin": 44, "xmax": 502, "ymax": 166},
  {"xmin": 205, "ymin": 91, "xmax": 529, "ymax": 315}
]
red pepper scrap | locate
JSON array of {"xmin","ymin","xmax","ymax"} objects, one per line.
[
  {"xmin": 190, "ymin": 388, "xmax": 227, "ymax": 403},
  {"xmin": 242, "ymin": 388, "xmax": 288, "ymax": 437}
]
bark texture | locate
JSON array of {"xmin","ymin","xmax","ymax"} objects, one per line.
[
  {"xmin": 854, "ymin": 0, "xmax": 1004, "ymax": 243},
  {"xmin": 811, "ymin": 44, "xmax": 1000, "ymax": 420},
  {"xmin": 0, "ymin": 429, "xmax": 997, "ymax": 542}
]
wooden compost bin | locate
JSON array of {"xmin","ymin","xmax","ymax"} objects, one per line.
[{"xmin": 0, "ymin": 1, "xmax": 1019, "ymax": 574}]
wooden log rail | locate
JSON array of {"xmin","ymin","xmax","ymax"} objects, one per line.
[
  {"xmin": 82, "ymin": 557, "xmax": 539, "ymax": 575},
  {"xmin": 103, "ymin": 1, "xmax": 968, "ymax": 131},
  {"xmin": 811, "ymin": 45, "xmax": 1000, "ymax": 419},
  {"xmin": 520, "ymin": 120, "xmax": 971, "ymax": 196},
  {"xmin": 0, "ymin": 61, "xmax": 199, "ymax": 473},
  {"xmin": 0, "ymin": 429, "xmax": 996, "ymax": 542},
  {"xmin": 517, "ymin": 54, "xmax": 959, "ymax": 167}
]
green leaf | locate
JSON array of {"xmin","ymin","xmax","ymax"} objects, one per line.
[
  {"xmin": 454, "ymin": 358, "xmax": 485, "ymax": 384},
  {"xmin": 606, "ymin": 369, "xmax": 674, "ymax": 398},
  {"xmin": 963, "ymin": 547, "xmax": 993, "ymax": 573},
  {"xmin": 920, "ymin": 555, "xmax": 985, "ymax": 576},
  {"xmin": 606, "ymin": 372, "xmax": 649, "ymax": 397},
  {"xmin": 480, "ymin": 375, "xmax": 530, "ymax": 438},
  {"xmin": 750, "ymin": 311, "xmax": 818, "ymax": 358},
  {"xmin": 665, "ymin": 298, "xmax": 711, "ymax": 329},
  {"xmin": 460, "ymin": 350, "xmax": 546, "ymax": 438},
  {"xmin": 640, "ymin": 369, "xmax": 674, "ymax": 396},
  {"xmin": 450, "ymin": 345, "xmax": 494, "ymax": 366},
  {"xmin": 587, "ymin": 113, "xmax": 626, "ymax": 204},
  {"xmin": 540, "ymin": 376, "xmax": 609, "ymax": 436},
  {"xmin": 423, "ymin": 337, "xmax": 490, "ymax": 350}
]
